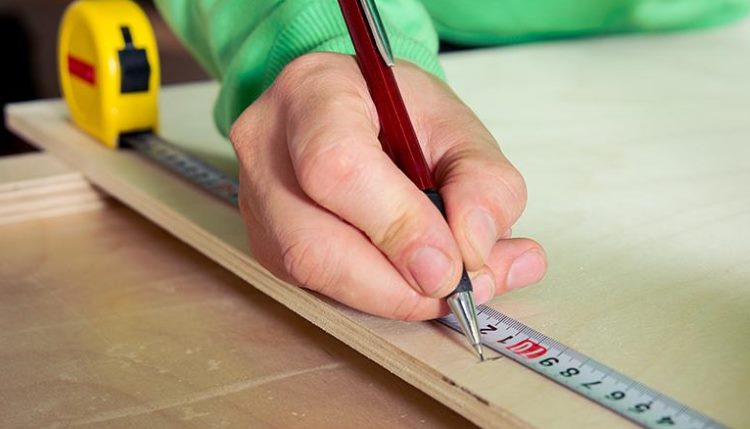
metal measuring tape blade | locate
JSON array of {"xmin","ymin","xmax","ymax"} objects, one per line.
[
  {"xmin": 439, "ymin": 306, "xmax": 726, "ymax": 429},
  {"xmin": 121, "ymin": 133, "xmax": 239, "ymax": 207}
]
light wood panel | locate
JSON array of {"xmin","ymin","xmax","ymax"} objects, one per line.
[
  {"xmin": 6, "ymin": 19, "xmax": 750, "ymax": 428},
  {"xmin": 0, "ymin": 152, "xmax": 105, "ymax": 225},
  {"xmin": 0, "ymin": 199, "xmax": 471, "ymax": 428}
]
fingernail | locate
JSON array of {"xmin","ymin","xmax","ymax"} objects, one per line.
[
  {"xmin": 506, "ymin": 250, "xmax": 546, "ymax": 290},
  {"xmin": 408, "ymin": 246, "xmax": 455, "ymax": 297},
  {"xmin": 471, "ymin": 272, "xmax": 495, "ymax": 305},
  {"xmin": 465, "ymin": 208, "xmax": 497, "ymax": 263}
]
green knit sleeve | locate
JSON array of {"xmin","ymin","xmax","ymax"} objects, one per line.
[
  {"xmin": 420, "ymin": 0, "xmax": 750, "ymax": 46},
  {"xmin": 155, "ymin": 0, "xmax": 443, "ymax": 136}
]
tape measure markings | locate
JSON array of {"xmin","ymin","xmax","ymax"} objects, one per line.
[
  {"xmin": 439, "ymin": 306, "xmax": 725, "ymax": 429},
  {"xmin": 122, "ymin": 133, "xmax": 239, "ymax": 207}
]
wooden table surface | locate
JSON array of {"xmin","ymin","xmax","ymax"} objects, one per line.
[{"xmin": 4, "ymin": 17, "xmax": 750, "ymax": 429}]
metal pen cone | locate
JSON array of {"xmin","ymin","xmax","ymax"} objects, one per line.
[
  {"xmin": 474, "ymin": 343, "xmax": 485, "ymax": 361},
  {"xmin": 447, "ymin": 290, "xmax": 483, "ymax": 360}
]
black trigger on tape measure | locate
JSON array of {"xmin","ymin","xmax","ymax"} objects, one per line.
[{"xmin": 118, "ymin": 26, "xmax": 150, "ymax": 94}]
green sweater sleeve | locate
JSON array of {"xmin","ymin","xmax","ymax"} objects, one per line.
[
  {"xmin": 156, "ymin": 0, "xmax": 750, "ymax": 135},
  {"xmin": 423, "ymin": 0, "xmax": 750, "ymax": 46},
  {"xmin": 154, "ymin": 0, "xmax": 443, "ymax": 135}
]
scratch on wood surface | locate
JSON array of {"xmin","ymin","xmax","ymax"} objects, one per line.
[
  {"xmin": 441, "ymin": 376, "xmax": 490, "ymax": 406},
  {"xmin": 54, "ymin": 362, "xmax": 343, "ymax": 427}
]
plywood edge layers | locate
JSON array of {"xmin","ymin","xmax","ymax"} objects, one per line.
[{"xmin": 0, "ymin": 152, "xmax": 107, "ymax": 225}]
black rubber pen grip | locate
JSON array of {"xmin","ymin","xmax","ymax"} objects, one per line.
[{"xmin": 423, "ymin": 188, "xmax": 473, "ymax": 294}]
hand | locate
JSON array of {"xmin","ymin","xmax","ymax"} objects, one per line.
[{"xmin": 229, "ymin": 52, "xmax": 546, "ymax": 320}]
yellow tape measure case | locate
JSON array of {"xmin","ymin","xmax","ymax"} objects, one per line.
[{"xmin": 58, "ymin": 0, "xmax": 160, "ymax": 148}]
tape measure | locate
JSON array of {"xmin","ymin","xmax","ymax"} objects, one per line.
[
  {"xmin": 58, "ymin": 0, "xmax": 239, "ymax": 206},
  {"xmin": 440, "ymin": 307, "xmax": 725, "ymax": 428},
  {"xmin": 57, "ymin": 1, "xmax": 725, "ymax": 427}
]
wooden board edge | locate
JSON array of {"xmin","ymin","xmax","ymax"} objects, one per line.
[{"xmin": 0, "ymin": 152, "xmax": 107, "ymax": 225}]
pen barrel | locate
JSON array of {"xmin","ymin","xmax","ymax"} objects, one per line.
[
  {"xmin": 337, "ymin": 0, "xmax": 435, "ymax": 191},
  {"xmin": 424, "ymin": 188, "xmax": 473, "ymax": 294}
]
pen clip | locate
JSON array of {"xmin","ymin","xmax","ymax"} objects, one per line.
[{"xmin": 358, "ymin": 0, "xmax": 395, "ymax": 67}]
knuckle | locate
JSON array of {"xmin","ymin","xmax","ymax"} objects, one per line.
[
  {"xmin": 296, "ymin": 139, "xmax": 361, "ymax": 207},
  {"xmin": 512, "ymin": 168, "xmax": 528, "ymax": 207},
  {"xmin": 229, "ymin": 105, "xmax": 264, "ymax": 164},
  {"xmin": 442, "ymin": 148, "xmax": 528, "ymax": 227},
  {"xmin": 281, "ymin": 233, "xmax": 339, "ymax": 291},
  {"xmin": 229, "ymin": 113, "xmax": 251, "ymax": 152},
  {"xmin": 492, "ymin": 164, "xmax": 528, "ymax": 215},
  {"xmin": 228, "ymin": 106, "xmax": 248, "ymax": 143},
  {"xmin": 273, "ymin": 54, "xmax": 332, "ymax": 104},
  {"xmin": 284, "ymin": 53, "xmax": 331, "ymax": 77},
  {"xmin": 232, "ymin": 145, "xmax": 264, "ymax": 203},
  {"xmin": 273, "ymin": 54, "xmax": 366, "ymax": 118}
]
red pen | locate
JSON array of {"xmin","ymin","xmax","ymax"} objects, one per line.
[{"xmin": 337, "ymin": 0, "xmax": 484, "ymax": 360}]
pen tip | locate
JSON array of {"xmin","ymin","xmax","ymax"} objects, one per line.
[{"xmin": 474, "ymin": 343, "xmax": 485, "ymax": 362}]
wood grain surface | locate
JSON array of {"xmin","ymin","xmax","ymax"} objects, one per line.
[
  {"xmin": 0, "ymin": 195, "xmax": 471, "ymax": 428},
  {"xmin": 5, "ymin": 19, "xmax": 750, "ymax": 428}
]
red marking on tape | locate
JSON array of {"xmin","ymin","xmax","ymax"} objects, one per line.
[
  {"xmin": 507, "ymin": 339, "xmax": 548, "ymax": 359},
  {"xmin": 68, "ymin": 55, "xmax": 95, "ymax": 85}
]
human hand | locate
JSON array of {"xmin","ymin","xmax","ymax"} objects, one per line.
[{"xmin": 229, "ymin": 52, "xmax": 546, "ymax": 320}]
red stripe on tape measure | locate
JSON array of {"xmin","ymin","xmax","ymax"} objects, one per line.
[{"xmin": 67, "ymin": 55, "xmax": 95, "ymax": 85}]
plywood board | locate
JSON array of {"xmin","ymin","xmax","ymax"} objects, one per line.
[
  {"xmin": 0, "ymin": 152, "xmax": 105, "ymax": 225},
  {"xmin": 6, "ymin": 19, "xmax": 750, "ymax": 428},
  {"xmin": 0, "ymin": 202, "xmax": 470, "ymax": 428}
]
